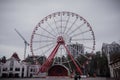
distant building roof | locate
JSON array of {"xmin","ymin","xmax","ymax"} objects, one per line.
[
  {"xmin": 102, "ymin": 41, "xmax": 120, "ymax": 63},
  {"xmin": 11, "ymin": 52, "xmax": 20, "ymax": 61}
]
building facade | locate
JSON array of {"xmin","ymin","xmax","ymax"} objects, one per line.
[
  {"xmin": 110, "ymin": 56, "xmax": 120, "ymax": 79},
  {"xmin": 0, "ymin": 52, "xmax": 41, "ymax": 78},
  {"xmin": 102, "ymin": 42, "xmax": 120, "ymax": 78},
  {"xmin": 67, "ymin": 43, "xmax": 84, "ymax": 57}
]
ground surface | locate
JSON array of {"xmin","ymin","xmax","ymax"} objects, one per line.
[{"xmin": 0, "ymin": 77, "xmax": 116, "ymax": 80}]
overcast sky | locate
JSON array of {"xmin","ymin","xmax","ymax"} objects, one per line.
[{"xmin": 0, "ymin": 0, "xmax": 120, "ymax": 60}]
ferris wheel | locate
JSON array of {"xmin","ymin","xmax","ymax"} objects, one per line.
[{"xmin": 30, "ymin": 11, "xmax": 95, "ymax": 75}]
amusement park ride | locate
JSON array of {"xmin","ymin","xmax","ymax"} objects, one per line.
[{"xmin": 30, "ymin": 11, "xmax": 95, "ymax": 76}]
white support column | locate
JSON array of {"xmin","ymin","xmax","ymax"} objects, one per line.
[{"xmin": 107, "ymin": 46, "xmax": 114, "ymax": 77}]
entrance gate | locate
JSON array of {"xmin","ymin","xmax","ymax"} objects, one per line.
[{"xmin": 48, "ymin": 65, "xmax": 68, "ymax": 76}]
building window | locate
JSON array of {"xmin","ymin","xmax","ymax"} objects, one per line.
[
  {"xmin": 31, "ymin": 68, "xmax": 33, "ymax": 72},
  {"xmin": 30, "ymin": 73, "xmax": 32, "ymax": 77},
  {"xmin": 10, "ymin": 68, "xmax": 13, "ymax": 71},
  {"xmin": 15, "ymin": 73, "xmax": 19, "ymax": 77},
  {"xmin": 22, "ymin": 67, "xmax": 24, "ymax": 72},
  {"xmin": 15, "ymin": 68, "xmax": 20, "ymax": 71},
  {"xmin": 3, "ymin": 68, "xmax": 7, "ymax": 71},
  {"xmin": 30, "ymin": 68, "xmax": 36, "ymax": 72},
  {"xmin": 33, "ymin": 69, "xmax": 35, "ymax": 72},
  {"xmin": 2, "ymin": 73, "xmax": 8, "ymax": 77}
]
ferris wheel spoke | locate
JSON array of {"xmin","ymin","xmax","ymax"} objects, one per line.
[
  {"xmin": 75, "ymin": 58, "xmax": 82, "ymax": 67},
  {"xmin": 60, "ymin": 14, "xmax": 62, "ymax": 35},
  {"xmin": 42, "ymin": 44, "xmax": 55, "ymax": 56},
  {"xmin": 53, "ymin": 17, "xmax": 60, "ymax": 35},
  {"xmin": 65, "ymin": 18, "xmax": 78, "ymax": 34},
  {"xmin": 71, "ymin": 30, "xmax": 90, "ymax": 38},
  {"xmin": 67, "ymin": 59, "xmax": 73, "ymax": 72},
  {"xmin": 63, "ymin": 16, "xmax": 70, "ymax": 34},
  {"xmin": 46, "ymin": 21, "xmax": 58, "ymax": 35},
  {"xmin": 40, "ymin": 26, "xmax": 56, "ymax": 38},
  {"xmin": 34, "ymin": 33, "xmax": 55, "ymax": 39},
  {"xmin": 33, "ymin": 40, "xmax": 54, "ymax": 43},
  {"xmin": 68, "ymin": 23, "xmax": 85, "ymax": 35},
  {"xmin": 72, "ymin": 38, "xmax": 93, "ymax": 41},
  {"xmin": 33, "ymin": 43, "xmax": 54, "ymax": 51}
]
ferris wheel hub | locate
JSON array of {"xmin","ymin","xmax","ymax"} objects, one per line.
[{"xmin": 57, "ymin": 36, "xmax": 65, "ymax": 44}]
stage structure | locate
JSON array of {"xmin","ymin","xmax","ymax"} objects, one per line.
[{"xmin": 30, "ymin": 11, "xmax": 95, "ymax": 76}]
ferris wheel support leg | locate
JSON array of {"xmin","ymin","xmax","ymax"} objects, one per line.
[
  {"xmin": 64, "ymin": 45, "xmax": 82, "ymax": 75},
  {"xmin": 39, "ymin": 43, "xmax": 60, "ymax": 73}
]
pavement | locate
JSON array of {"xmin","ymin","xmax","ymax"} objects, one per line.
[{"xmin": 0, "ymin": 77, "xmax": 116, "ymax": 80}]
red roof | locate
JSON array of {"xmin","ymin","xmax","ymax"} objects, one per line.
[{"xmin": 11, "ymin": 52, "xmax": 20, "ymax": 61}]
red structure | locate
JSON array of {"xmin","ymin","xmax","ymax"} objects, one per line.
[{"xmin": 39, "ymin": 36, "xmax": 82, "ymax": 75}]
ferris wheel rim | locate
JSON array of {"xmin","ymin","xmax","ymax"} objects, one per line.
[{"xmin": 30, "ymin": 11, "xmax": 95, "ymax": 60}]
